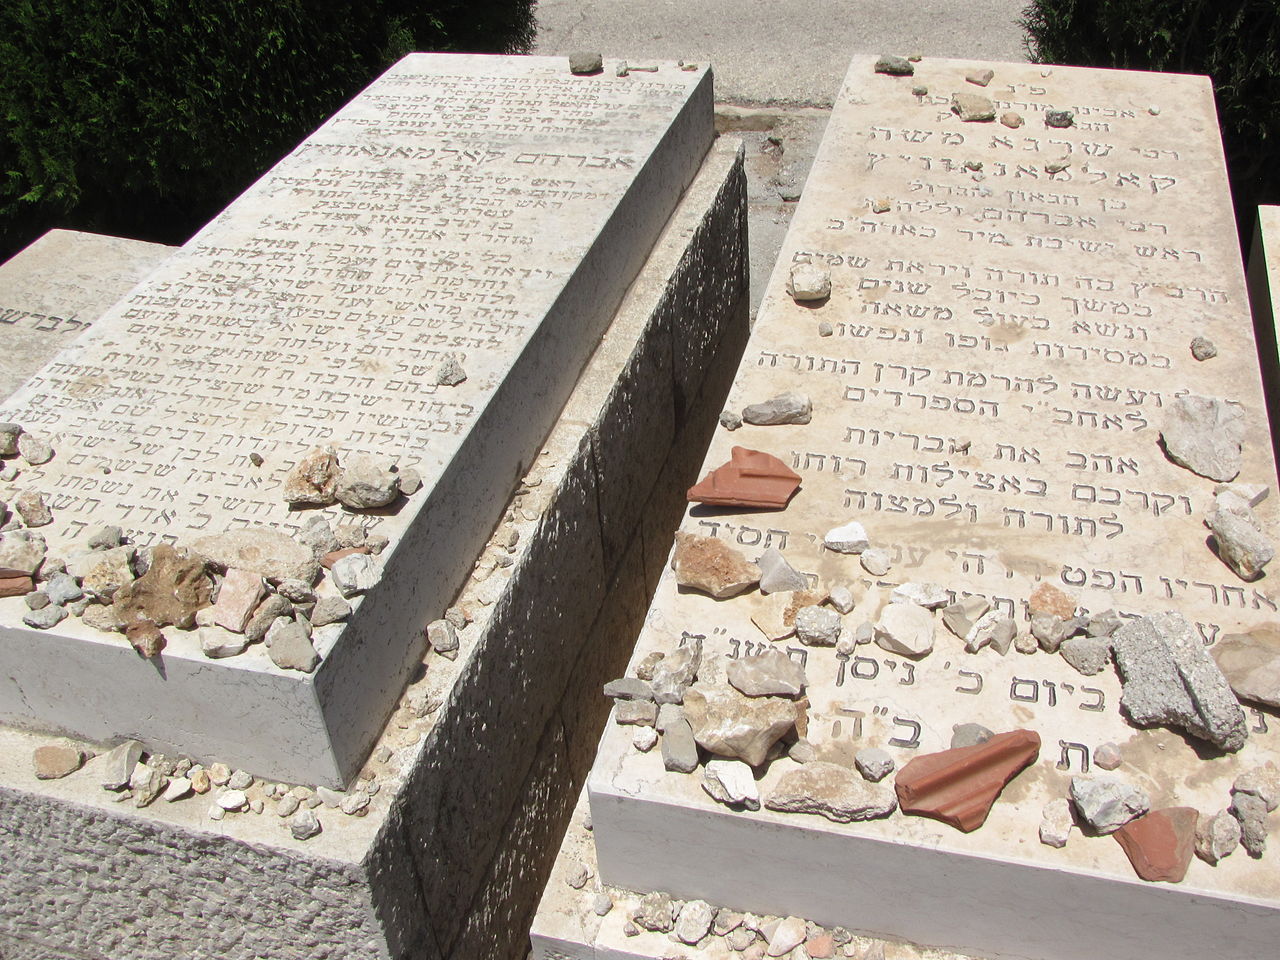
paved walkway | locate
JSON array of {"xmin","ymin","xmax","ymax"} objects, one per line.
[{"xmin": 533, "ymin": 0, "xmax": 1030, "ymax": 106}]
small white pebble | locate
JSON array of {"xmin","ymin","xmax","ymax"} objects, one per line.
[
  {"xmin": 1149, "ymin": 105, "xmax": 1161, "ymax": 115},
  {"xmin": 208, "ymin": 805, "xmax": 225, "ymax": 821}
]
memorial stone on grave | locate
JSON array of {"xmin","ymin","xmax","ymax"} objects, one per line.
[
  {"xmin": 0, "ymin": 54, "xmax": 713, "ymax": 787},
  {"xmin": 583, "ymin": 56, "xmax": 1280, "ymax": 960}
]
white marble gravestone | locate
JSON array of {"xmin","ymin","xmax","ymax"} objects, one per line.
[
  {"xmin": 0, "ymin": 54, "xmax": 713, "ymax": 787},
  {"xmin": 578, "ymin": 57, "xmax": 1280, "ymax": 960}
]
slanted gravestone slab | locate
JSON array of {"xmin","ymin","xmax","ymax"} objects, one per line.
[
  {"xmin": 0, "ymin": 54, "xmax": 713, "ymax": 786},
  {"xmin": 588, "ymin": 57, "xmax": 1280, "ymax": 960},
  {"xmin": 0, "ymin": 229, "xmax": 173, "ymax": 399}
]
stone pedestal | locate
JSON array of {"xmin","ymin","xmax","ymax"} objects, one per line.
[
  {"xmin": 542, "ymin": 56, "xmax": 1280, "ymax": 960},
  {"xmin": 0, "ymin": 54, "xmax": 713, "ymax": 787},
  {"xmin": 0, "ymin": 134, "xmax": 749, "ymax": 960}
]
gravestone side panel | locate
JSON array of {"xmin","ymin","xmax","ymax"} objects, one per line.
[
  {"xmin": 0, "ymin": 55, "xmax": 713, "ymax": 786},
  {"xmin": 589, "ymin": 57, "xmax": 1280, "ymax": 960},
  {"xmin": 0, "ymin": 229, "xmax": 174, "ymax": 400}
]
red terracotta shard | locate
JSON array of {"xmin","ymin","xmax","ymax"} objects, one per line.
[
  {"xmin": 1114, "ymin": 807, "xmax": 1198, "ymax": 882},
  {"xmin": 895, "ymin": 729, "xmax": 1041, "ymax": 832},
  {"xmin": 321, "ymin": 546, "xmax": 371, "ymax": 569},
  {"xmin": 687, "ymin": 447, "xmax": 801, "ymax": 509}
]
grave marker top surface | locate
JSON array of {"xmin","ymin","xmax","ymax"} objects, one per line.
[
  {"xmin": 591, "ymin": 56, "xmax": 1280, "ymax": 944},
  {"xmin": 0, "ymin": 54, "xmax": 708, "ymax": 549}
]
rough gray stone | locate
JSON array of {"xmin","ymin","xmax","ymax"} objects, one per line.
[
  {"xmin": 1191, "ymin": 336, "xmax": 1218, "ymax": 361},
  {"xmin": 1111, "ymin": 612, "xmax": 1248, "ymax": 751},
  {"xmin": 43, "ymin": 572, "xmax": 82, "ymax": 606},
  {"xmin": 434, "ymin": 354, "xmax": 467, "ymax": 385},
  {"xmin": 858, "ymin": 548, "xmax": 892, "ymax": 576},
  {"xmin": 199, "ymin": 628, "xmax": 249, "ymax": 659},
  {"xmin": 890, "ymin": 581, "xmax": 948, "ymax": 608},
  {"xmin": 14, "ymin": 491, "xmax": 52, "ymax": 527},
  {"xmin": 85, "ymin": 525, "xmax": 123, "ymax": 550},
  {"xmin": 952, "ymin": 91, "xmax": 996, "ymax": 121},
  {"xmin": 1093, "ymin": 742, "xmax": 1123, "ymax": 770},
  {"xmin": 1205, "ymin": 505, "xmax": 1274, "ymax": 580},
  {"xmin": 22, "ymin": 604, "xmax": 65, "ymax": 629},
  {"xmin": 766, "ymin": 761, "xmax": 897, "ymax": 822},
  {"xmin": 426, "ymin": 619, "xmax": 459, "ymax": 659},
  {"xmin": 726, "ymin": 649, "xmax": 807, "ymax": 697},
  {"xmin": 17, "ymin": 432, "xmax": 53, "ymax": 465},
  {"xmin": 1059, "ymin": 635, "xmax": 1111, "ymax": 676},
  {"xmin": 683, "ymin": 681, "xmax": 798, "ymax": 767},
  {"xmin": 0, "ymin": 532, "xmax": 45, "ymax": 576},
  {"xmin": 702, "ymin": 759, "xmax": 761, "ymax": 809},
  {"xmin": 331, "ymin": 552, "xmax": 379, "ymax": 597},
  {"xmin": 854, "ymin": 747, "xmax": 894, "ymax": 782},
  {"xmin": 756, "ymin": 547, "xmax": 809, "ymax": 594},
  {"xmin": 1045, "ymin": 109, "xmax": 1075, "ymax": 127},
  {"xmin": 942, "ymin": 595, "xmax": 989, "ymax": 638},
  {"xmin": 1069, "ymin": 776, "xmax": 1149, "ymax": 834},
  {"xmin": 130, "ymin": 764, "xmax": 167, "ymax": 808},
  {"xmin": 675, "ymin": 900, "xmax": 716, "ymax": 945},
  {"xmin": 1160, "ymin": 394, "xmax": 1243, "ymax": 482},
  {"xmin": 719, "ymin": 410, "xmax": 742, "ymax": 430},
  {"xmin": 873, "ymin": 602, "xmax": 934, "ymax": 657},
  {"xmin": 786, "ymin": 263, "xmax": 831, "ymax": 301},
  {"xmin": 1234, "ymin": 763, "xmax": 1280, "ymax": 812},
  {"xmin": 965, "ymin": 611, "xmax": 1016, "ymax": 654},
  {"xmin": 661, "ymin": 718, "xmax": 700, "ymax": 773},
  {"xmin": 794, "ymin": 605, "xmax": 841, "ymax": 646},
  {"xmin": 1231, "ymin": 792, "xmax": 1268, "ymax": 857},
  {"xmin": 276, "ymin": 578, "xmax": 315, "ymax": 603},
  {"xmin": 603, "ymin": 677, "xmax": 655, "ymax": 701},
  {"xmin": 335, "ymin": 454, "xmax": 400, "ymax": 509},
  {"xmin": 567, "ymin": 51, "xmax": 604, "ymax": 75},
  {"xmin": 873, "ymin": 54, "xmax": 913, "ymax": 76},
  {"xmin": 24, "ymin": 591, "xmax": 48, "ymax": 610},
  {"xmin": 741, "ymin": 391, "xmax": 812, "ymax": 426},
  {"xmin": 650, "ymin": 640, "xmax": 701, "ymax": 704},
  {"xmin": 1215, "ymin": 481, "xmax": 1269, "ymax": 507},
  {"xmin": 950, "ymin": 723, "xmax": 994, "ymax": 749},
  {"xmin": 632, "ymin": 892, "xmax": 674, "ymax": 933},
  {"xmin": 1195, "ymin": 808, "xmax": 1241, "ymax": 864},
  {"xmin": 1039, "ymin": 798, "xmax": 1073, "ymax": 848},
  {"xmin": 289, "ymin": 808, "xmax": 322, "ymax": 840},
  {"xmin": 824, "ymin": 520, "xmax": 869, "ymax": 554},
  {"xmin": 193, "ymin": 529, "xmax": 319, "ymax": 584},
  {"xmin": 264, "ymin": 617, "xmax": 320, "ymax": 673},
  {"xmin": 0, "ymin": 422, "xmax": 21, "ymax": 455},
  {"xmin": 100, "ymin": 740, "xmax": 144, "ymax": 790},
  {"xmin": 1087, "ymin": 609, "xmax": 1123, "ymax": 638},
  {"xmin": 828, "ymin": 584, "xmax": 855, "ymax": 614},
  {"xmin": 244, "ymin": 594, "xmax": 293, "ymax": 643},
  {"xmin": 632, "ymin": 726, "xmax": 658, "ymax": 752},
  {"xmin": 615, "ymin": 699, "xmax": 658, "ymax": 726},
  {"xmin": 310, "ymin": 595, "xmax": 351, "ymax": 627}
]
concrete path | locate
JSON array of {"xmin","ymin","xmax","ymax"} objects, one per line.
[{"xmin": 533, "ymin": 0, "xmax": 1030, "ymax": 107}]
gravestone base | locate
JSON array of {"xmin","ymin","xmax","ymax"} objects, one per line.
[{"xmin": 0, "ymin": 138, "xmax": 748, "ymax": 960}]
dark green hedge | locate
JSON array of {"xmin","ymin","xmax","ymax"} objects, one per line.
[
  {"xmin": 1022, "ymin": 0, "xmax": 1280, "ymax": 243},
  {"xmin": 0, "ymin": 0, "xmax": 535, "ymax": 260}
]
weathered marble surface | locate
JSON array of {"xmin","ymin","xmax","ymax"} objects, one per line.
[
  {"xmin": 589, "ymin": 57, "xmax": 1280, "ymax": 960},
  {"xmin": 0, "ymin": 54, "xmax": 714, "ymax": 786},
  {"xmin": 0, "ymin": 229, "xmax": 173, "ymax": 399}
]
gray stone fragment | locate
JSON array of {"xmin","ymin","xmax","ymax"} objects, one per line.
[
  {"xmin": 1195, "ymin": 808, "xmax": 1241, "ymax": 864},
  {"xmin": 854, "ymin": 748, "xmax": 894, "ymax": 782},
  {"xmin": 756, "ymin": 548, "xmax": 809, "ymax": 595},
  {"xmin": 795, "ymin": 605, "xmax": 841, "ymax": 646},
  {"xmin": 426, "ymin": 619, "xmax": 459, "ymax": 659},
  {"xmin": 100, "ymin": 740, "xmax": 144, "ymax": 790},
  {"xmin": 675, "ymin": 900, "xmax": 716, "ymax": 945},
  {"xmin": 1111, "ymin": 612, "xmax": 1248, "ymax": 751},
  {"xmin": 683, "ymin": 681, "xmax": 798, "ymax": 766},
  {"xmin": 0, "ymin": 532, "xmax": 45, "ymax": 576},
  {"xmin": 940, "ymin": 595, "xmax": 990, "ymax": 639},
  {"xmin": 604, "ymin": 677, "xmax": 654, "ymax": 701},
  {"xmin": 568, "ymin": 51, "xmax": 604, "ymax": 75},
  {"xmin": 824, "ymin": 520, "xmax": 869, "ymax": 554},
  {"xmin": 1191, "ymin": 336, "xmax": 1218, "ymax": 361},
  {"xmin": 662, "ymin": 718, "xmax": 700, "ymax": 773},
  {"xmin": 194, "ymin": 529, "xmax": 319, "ymax": 584},
  {"xmin": 1087, "ymin": 609, "xmax": 1123, "ymax": 638},
  {"xmin": 0, "ymin": 422, "xmax": 21, "ymax": 455},
  {"xmin": 965, "ymin": 611, "xmax": 1016, "ymax": 654},
  {"xmin": 615, "ymin": 700, "xmax": 658, "ymax": 726},
  {"xmin": 1059, "ymin": 635, "xmax": 1111, "ymax": 676},
  {"xmin": 1031, "ymin": 613, "xmax": 1074, "ymax": 653},
  {"xmin": 859, "ymin": 548, "xmax": 892, "ymax": 576},
  {"xmin": 14, "ymin": 491, "xmax": 52, "ymax": 527},
  {"xmin": 632, "ymin": 891, "xmax": 675, "ymax": 933},
  {"xmin": 24, "ymin": 591, "xmax": 47, "ymax": 610},
  {"xmin": 1231, "ymin": 792, "xmax": 1268, "ymax": 856},
  {"xmin": 130, "ymin": 764, "xmax": 167, "ymax": 808},
  {"xmin": 632, "ymin": 726, "xmax": 658, "ymax": 752},
  {"xmin": 276, "ymin": 578, "xmax": 315, "ymax": 603},
  {"xmin": 264, "ymin": 617, "xmax": 320, "ymax": 673},
  {"xmin": 766, "ymin": 761, "xmax": 897, "ymax": 822},
  {"xmin": 786, "ymin": 263, "xmax": 832, "ymax": 301},
  {"xmin": 86, "ymin": 525, "xmax": 123, "ymax": 550},
  {"xmin": 298, "ymin": 517, "xmax": 339, "ymax": 556},
  {"xmin": 290, "ymin": 808, "xmax": 322, "ymax": 840},
  {"xmin": 719, "ymin": 410, "xmax": 742, "ymax": 430},
  {"xmin": 43, "ymin": 572, "xmax": 82, "ymax": 606},
  {"xmin": 1045, "ymin": 109, "xmax": 1075, "ymax": 127},
  {"xmin": 593, "ymin": 893, "xmax": 613, "ymax": 916},
  {"xmin": 228, "ymin": 770, "xmax": 253, "ymax": 791},
  {"xmin": 655, "ymin": 702, "xmax": 682, "ymax": 732},
  {"xmin": 1205, "ymin": 506, "xmax": 1274, "ymax": 580},
  {"xmin": 1039, "ymin": 798, "xmax": 1074, "ymax": 848},
  {"xmin": 311, "ymin": 595, "xmax": 351, "ymax": 627},
  {"xmin": 952, "ymin": 91, "xmax": 996, "ymax": 121},
  {"xmin": 767, "ymin": 917, "xmax": 808, "ymax": 956},
  {"xmin": 435, "ymin": 354, "xmax": 467, "ymax": 385},
  {"xmin": 1070, "ymin": 775, "xmax": 1149, "ymax": 834},
  {"xmin": 335, "ymin": 454, "xmax": 400, "ymax": 509},
  {"xmin": 17, "ymin": 432, "xmax": 53, "ymax": 465},
  {"xmin": 650, "ymin": 640, "xmax": 701, "ymax": 704},
  {"xmin": 1215, "ymin": 481, "xmax": 1269, "ymax": 507},
  {"xmin": 874, "ymin": 54, "xmax": 913, "ymax": 76},
  {"xmin": 828, "ymin": 584, "xmax": 855, "ymax": 614},
  {"xmin": 331, "ymin": 552, "xmax": 378, "ymax": 597},
  {"xmin": 23, "ymin": 604, "xmax": 65, "ymax": 629},
  {"xmin": 702, "ymin": 759, "xmax": 761, "ymax": 809},
  {"xmin": 874, "ymin": 602, "xmax": 934, "ymax": 657},
  {"xmin": 951, "ymin": 723, "xmax": 994, "ymax": 749},
  {"xmin": 1234, "ymin": 763, "xmax": 1280, "ymax": 812},
  {"xmin": 1160, "ymin": 394, "xmax": 1243, "ymax": 482},
  {"xmin": 200, "ymin": 628, "xmax": 249, "ymax": 660},
  {"xmin": 726, "ymin": 649, "xmax": 807, "ymax": 697},
  {"xmin": 1093, "ymin": 742, "xmax": 1122, "ymax": 770},
  {"xmin": 244, "ymin": 594, "xmax": 292, "ymax": 642},
  {"xmin": 742, "ymin": 391, "xmax": 812, "ymax": 426},
  {"xmin": 727, "ymin": 926, "xmax": 757, "ymax": 951},
  {"xmin": 817, "ymin": 320, "xmax": 834, "ymax": 337},
  {"xmin": 275, "ymin": 794, "xmax": 301, "ymax": 818},
  {"xmin": 889, "ymin": 582, "xmax": 948, "ymax": 608}
]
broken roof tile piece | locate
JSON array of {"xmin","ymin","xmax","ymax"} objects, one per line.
[
  {"xmin": 687, "ymin": 446, "xmax": 801, "ymax": 509},
  {"xmin": 895, "ymin": 729, "xmax": 1041, "ymax": 832},
  {"xmin": 1114, "ymin": 807, "xmax": 1198, "ymax": 883}
]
